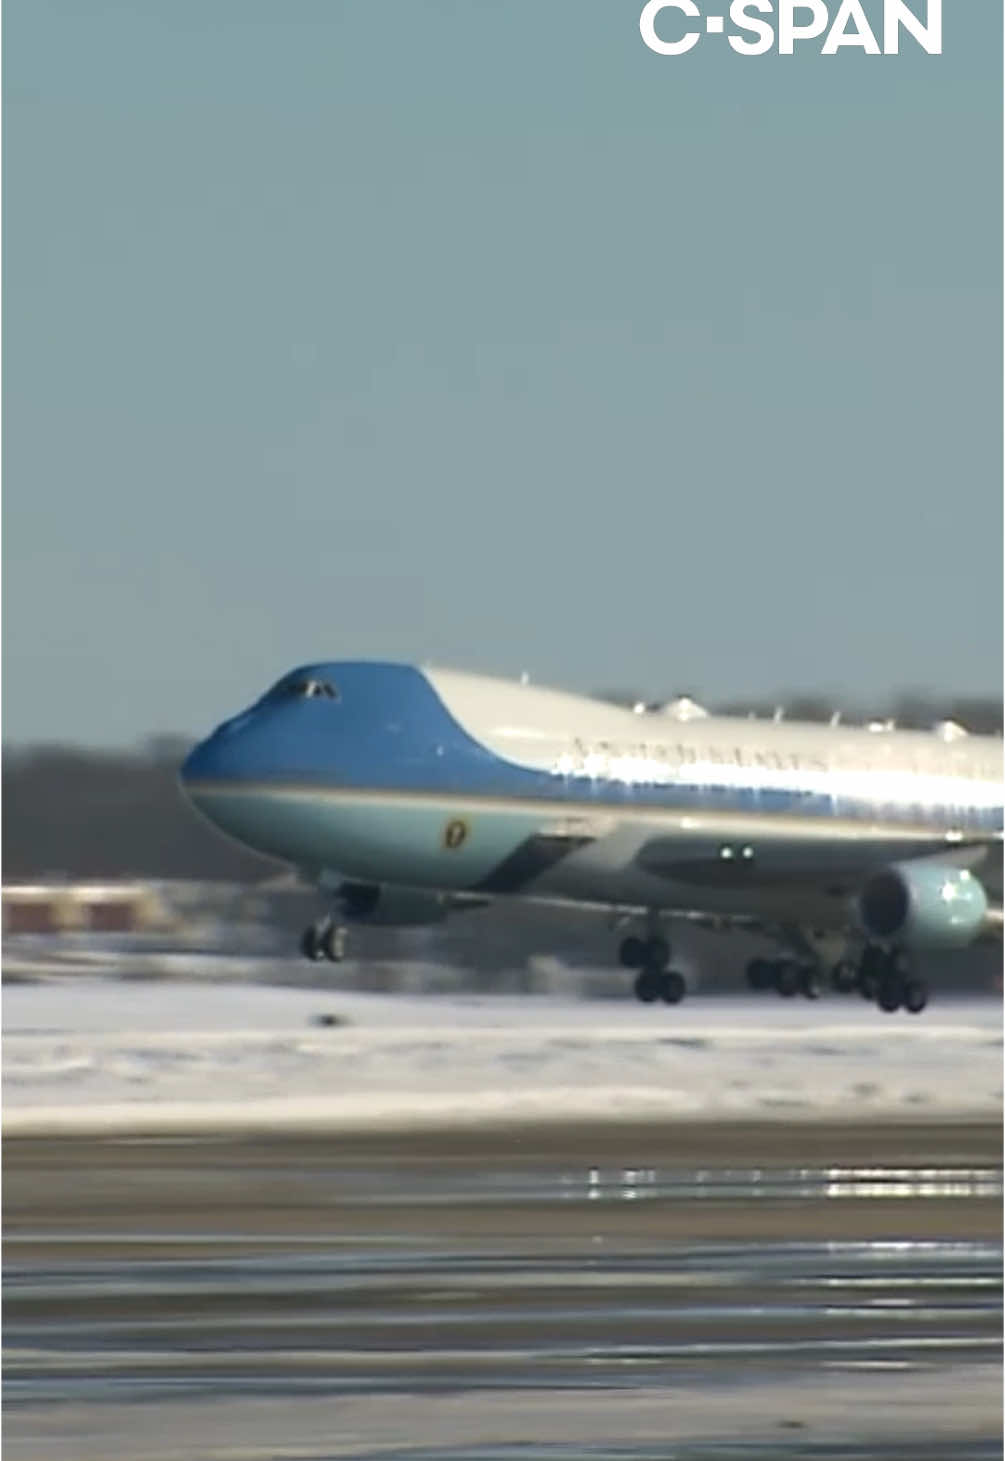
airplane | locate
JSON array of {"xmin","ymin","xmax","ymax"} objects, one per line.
[{"xmin": 179, "ymin": 661, "xmax": 1003, "ymax": 1014}]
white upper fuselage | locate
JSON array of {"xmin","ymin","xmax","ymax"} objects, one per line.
[{"xmin": 426, "ymin": 668, "xmax": 1002, "ymax": 823}]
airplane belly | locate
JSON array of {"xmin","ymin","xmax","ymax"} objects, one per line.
[
  {"xmin": 188, "ymin": 787, "xmax": 548, "ymax": 890},
  {"xmin": 517, "ymin": 812, "xmax": 966, "ymax": 930},
  {"xmin": 530, "ymin": 839, "xmax": 845, "ymax": 928}
]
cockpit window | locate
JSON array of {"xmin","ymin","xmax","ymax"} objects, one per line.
[
  {"xmin": 291, "ymin": 678, "xmax": 339, "ymax": 700},
  {"xmin": 257, "ymin": 673, "xmax": 340, "ymax": 707}
]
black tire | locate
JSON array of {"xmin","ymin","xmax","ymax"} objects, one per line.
[
  {"xmin": 877, "ymin": 976, "xmax": 903, "ymax": 1013},
  {"xmin": 634, "ymin": 968, "xmax": 661, "ymax": 1003},
  {"xmin": 661, "ymin": 970, "xmax": 687, "ymax": 1004},
  {"xmin": 746, "ymin": 958, "xmax": 774, "ymax": 991},
  {"xmin": 903, "ymin": 978, "xmax": 929, "ymax": 1014},
  {"xmin": 775, "ymin": 961, "xmax": 800, "ymax": 997},
  {"xmin": 321, "ymin": 923, "xmax": 346, "ymax": 963},
  {"xmin": 888, "ymin": 947, "xmax": 911, "ymax": 978},
  {"xmin": 620, "ymin": 936, "xmax": 646, "ymax": 970},
  {"xmin": 798, "ymin": 965, "xmax": 822, "ymax": 1000},
  {"xmin": 857, "ymin": 946, "xmax": 885, "ymax": 999},
  {"xmin": 300, "ymin": 925, "xmax": 323, "ymax": 962},
  {"xmin": 831, "ymin": 960, "xmax": 857, "ymax": 995},
  {"xmin": 646, "ymin": 935, "xmax": 671, "ymax": 971}
]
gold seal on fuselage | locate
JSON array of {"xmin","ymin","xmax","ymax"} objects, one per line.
[{"xmin": 443, "ymin": 818, "xmax": 469, "ymax": 850}]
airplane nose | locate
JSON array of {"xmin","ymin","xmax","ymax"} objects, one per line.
[
  {"xmin": 178, "ymin": 729, "xmax": 256, "ymax": 848},
  {"xmin": 178, "ymin": 737, "xmax": 229, "ymax": 805},
  {"xmin": 179, "ymin": 717, "xmax": 250, "ymax": 789},
  {"xmin": 178, "ymin": 711, "xmax": 301, "ymax": 857},
  {"xmin": 179, "ymin": 738, "xmax": 211, "ymax": 788},
  {"xmin": 178, "ymin": 710, "xmax": 277, "ymax": 795}
]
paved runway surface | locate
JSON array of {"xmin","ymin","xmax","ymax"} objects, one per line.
[{"xmin": 4, "ymin": 1121, "xmax": 1002, "ymax": 1459}]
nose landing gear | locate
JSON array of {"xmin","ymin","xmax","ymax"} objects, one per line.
[{"xmin": 300, "ymin": 920, "xmax": 347, "ymax": 963}]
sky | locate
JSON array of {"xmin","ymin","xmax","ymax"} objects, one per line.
[{"xmin": 3, "ymin": 0, "xmax": 1002, "ymax": 746}]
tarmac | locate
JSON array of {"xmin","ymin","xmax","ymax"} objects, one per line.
[{"xmin": 4, "ymin": 1118, "xmax": 1001, "ymax": 1460}]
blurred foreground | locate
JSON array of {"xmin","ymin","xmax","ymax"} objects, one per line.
[
  {"xmin": 5, "ymin": 1121, "xmax": 1001, "ymax": 1461},
  {"xmin": 5, "ymin": 963, "xmax": 1001, "ymax": 1460}
]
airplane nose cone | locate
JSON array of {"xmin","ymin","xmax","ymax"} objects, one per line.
[
  {"xmin": 177, "ymin": 713, "xmax": 293, "ymax": 858},
  {"xmin": 179, "ymin": 719, "xmax": 245, "ymax": 793},
  {"xmin": 178, "ymin": 738, "xmax": 209, "ymax": 790},
  {"xmin": 177, "ymin": 723, "xmax": 264, "ymax": 844},
  {"xmin": 178, "ymin": 709, "xmax": 288, "ymax": 812},
  {"xmin": 178, "ymin": 739, "xmax": 224, "ymax": 812}
]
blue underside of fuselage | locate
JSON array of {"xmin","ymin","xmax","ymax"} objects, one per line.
[{"xmin": 180, "ymin": 662, "xmax": 1002, "ymax": 833}]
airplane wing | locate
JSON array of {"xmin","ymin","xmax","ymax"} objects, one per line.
[{"xmin": 628, "ymin": 827, "xmax": 1002, "ymax": 948}]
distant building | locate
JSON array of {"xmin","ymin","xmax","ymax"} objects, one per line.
[{"xmin": 2, "ymin": 882, "xmax": 173, "ymax": 935}]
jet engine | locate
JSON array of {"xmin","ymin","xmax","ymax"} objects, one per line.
[
  {"xmin": 337, "ymin": 881, "xmax": 449, "ymax": 927},
  {"xmin": 857, "ymin": 862, "xmax": 989, "ymax": 950}
]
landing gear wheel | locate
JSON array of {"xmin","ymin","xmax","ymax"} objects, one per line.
[
  {"xmin": 660, "ymin": 970, "xmax": 687, "ymax": 1004},
  {"xmin": 646, "ymin": 935, "xmax": 671, "ymax": 972},
  {"xmin": 746, "ymin": 958, "xmax": 774, "ymax": 992},
  {"xmin": 831, "ymin": 960, "xmax": 857, "ymax": 995},
  {"xmin": 321, "ymin": 923, "xmax": 347, "ymax": 963},
  {"xmin": 634, "ymin": 968, "xmax": 661, "ymax": 1003},
  {"xmin": 888, "ymin": 947, "xmax": 911, "ymax": 979},
  {"xmin": 619, "ymin": 935, "xmax": 646, "ymax": 969},
  {"xmin": 857, "ymin": 947, "xmax": 886, "ymax": 1000},
  {"xmin": 877, "ymin": 976, "xmax": 903, "ymax": 1013},
  {"xmin": 798, "ymin": 965, "xmax": 822, "ymax": 1000},
  {"xmin": 903, "ymin": 978, "xmax": 929, "ymax": 1014},
  {"xmin": 300, "ymin": 924, "xmax": 325, "ymax": 962},
  {"xmin": 775, "ymin": 961, "xmax": 800, "ymax": 998}
]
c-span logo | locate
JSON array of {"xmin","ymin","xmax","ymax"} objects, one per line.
[
  {"xmin": 443, "ymin": 819, "xmax": 469, "ymax": 851},
  {"xmin": 639, "ymin": 1, "xmax": 941, "ymax": 56}
]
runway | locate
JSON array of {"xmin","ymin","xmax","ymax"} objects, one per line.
[{"xmin": 4, "ymin": 1121, "xmax": 1001, "ymax": 1459}]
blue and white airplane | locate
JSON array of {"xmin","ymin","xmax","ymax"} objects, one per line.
[{"xmin": 180, "ymin": 661, "xmax": 1003, "ymax": 1014}]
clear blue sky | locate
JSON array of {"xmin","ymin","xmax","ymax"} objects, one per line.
[{"xmin": 4, "ymin": 0, "xmax": 1002, "ymax": 745}]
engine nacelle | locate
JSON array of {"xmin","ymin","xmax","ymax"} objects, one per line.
[
  {"xmin": 337, "ymin": 881, "xmax": 448, "ymax": 927},
  {"xmin": 858, "ymin": 862, "xmax": 989, "ymax": 950}
]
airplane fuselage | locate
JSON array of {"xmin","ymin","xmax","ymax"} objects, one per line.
[{"xmin": 180, "ymin": 662, "xmax": 1002, "ymax": 938}]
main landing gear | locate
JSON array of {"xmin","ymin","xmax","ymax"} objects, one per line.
[
  {"xmin": 620, "ymin": 932, "xmax": 688, "ymax": 1006},
  {"xmin": 300, "ymin": 920, "xmax": 347, "ymax": 963},
  {"xmin": 745, "ymin": 958, "xmax": 822, "ymax": 1000},
  {"xmin": 745, "ymin": 945, "xmax": 929, "ymax": 1014},
  {"xmin": 847, "ymin": 944, "xmax": 929, "ymax": 1014}
]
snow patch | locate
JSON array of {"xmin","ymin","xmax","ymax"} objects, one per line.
[{"xmin": 3, "ymin": 980, "xmax": 1001, "ymax": 1135}]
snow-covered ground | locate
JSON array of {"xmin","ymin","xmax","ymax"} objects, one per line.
[{"xmin": 3, "ymin": 979, "xmax": 1001, "ymax": 1135}]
